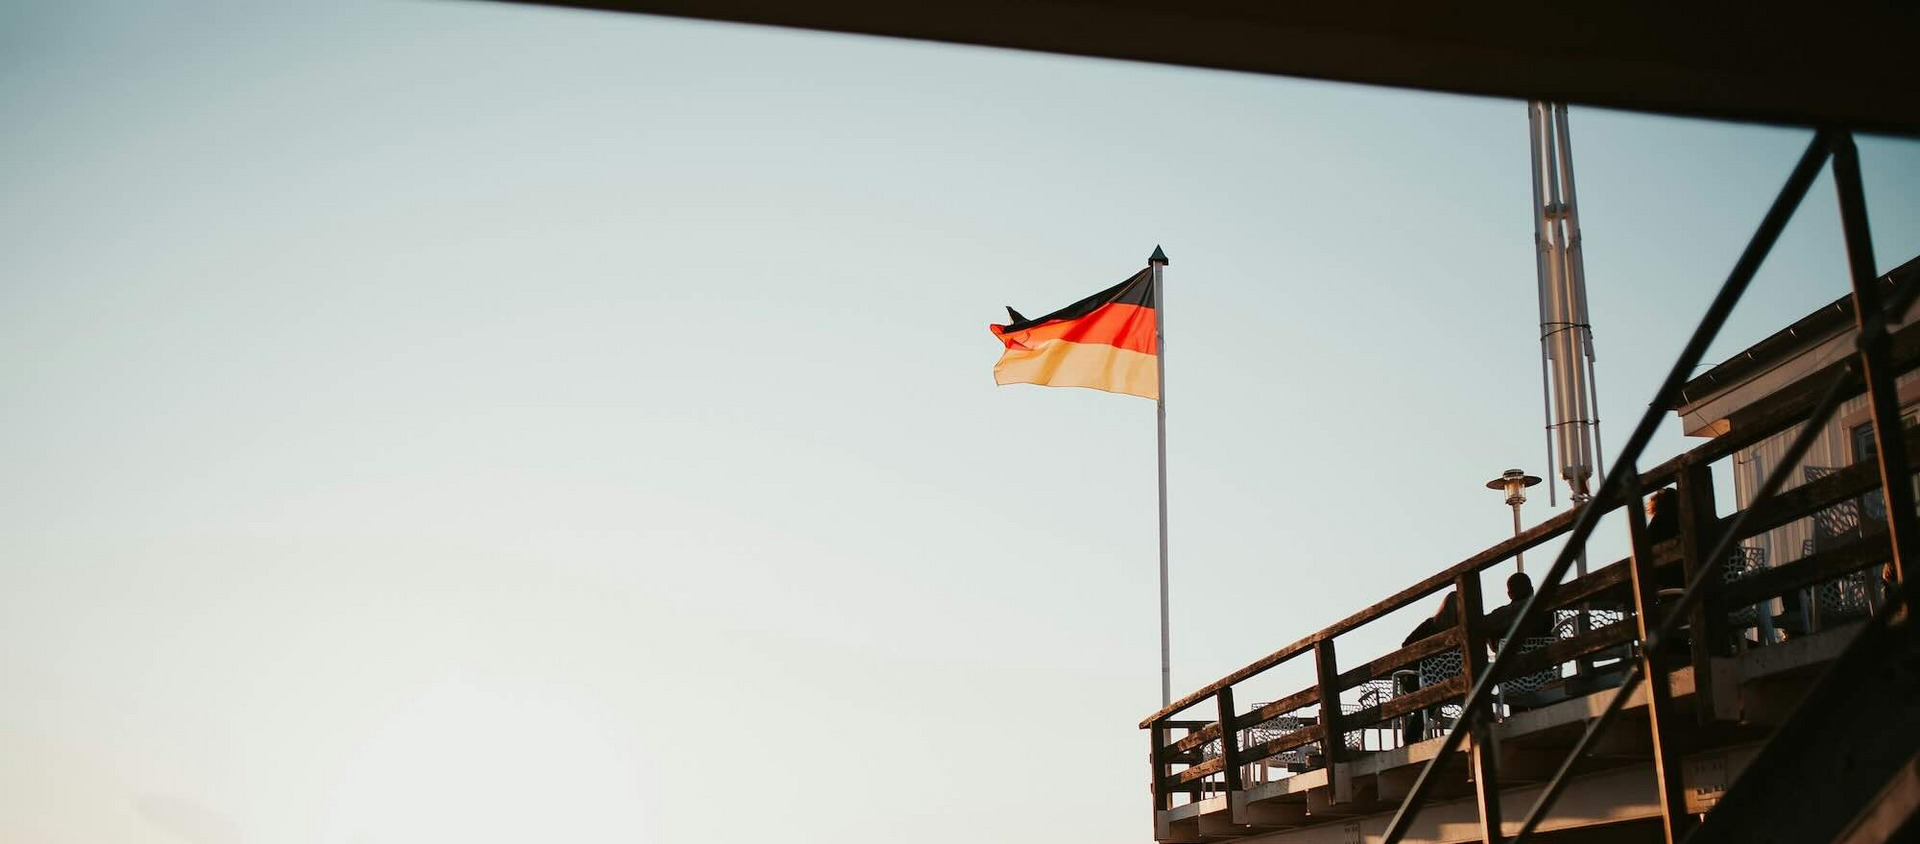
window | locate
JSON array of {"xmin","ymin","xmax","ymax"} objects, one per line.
[{"xmin": 1849, "ymin": 410, "xmax": 1920, "ymax": 521}]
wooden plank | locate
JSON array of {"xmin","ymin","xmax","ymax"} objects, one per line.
[
  {"xmin": 1238, "ymin": 723, "xmax": 1326, "ymax": 769},
  {"xmin": 1340, "ymin": 675, "xmax": 1468, "ymax": 731},
  {"xmin": 1151, "ymin": 722, "xmax": 1174, "ymax": 812},
  {"xmin": 1677, "ymin": 462, "xmax": 1725, "ymax": 725},
  {"xmin": 1140, "ymin": 502, "xmax": 1589, "ymax": 727},
  {"xmin": 1236, "ymin": 687, "xmax": 1322, "ymax": 732},
  {"xmin": 1138, "ymin": 341, "xmax": 1920, "ymax": 732},
  {"xmin": 1334, "ymin": 628, "xmax": 1462, "ymax": 690},
  {"xmin": 1715, "ymin": 532, "xmax": 1892, "ymax": 610},
  {"xmin": 1168, "ymin": 722, "xmax": 1222, "ymax": 755},
  {"xmin": 1167, "ymin": 685, "xmax": 1323, "ymax": 755},
  {"xmin": 1626, "ymin": 469, "xmax": 1693, "ymax": 843},
  {"xmin": 1170, "ymin": 755, "xmax": 1224, "ymax": 785},
  {"xmin": 1313, "ymin": 639, "xmax": 1348, "ymax": 802},
  {"xmin": 1498, "ymin": 620, "xmax": 1637, "ymax": 681},
  {"xmin": 1538, "ymin": 556, "xmax": 1636, "ymax": 611},
  {"xmin": 1177, "ymin": 618, "xmax": 1579, "ymax": 759},
  {"xmin": 1217, "ymin": 688, "xmax": 1243, "ymax": 793},
  {"xmin": 1724, "ymin": 439, "xmax": 1915, "ymax": 540},
  {"xmin": 1455, "ymin": 574, "xmax": 1504, "ymax": 844}
]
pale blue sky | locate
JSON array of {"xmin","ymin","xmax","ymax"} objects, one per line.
[{"xmin": 3, "ymin": 2, "xmax": 1918, "ymax": 842}]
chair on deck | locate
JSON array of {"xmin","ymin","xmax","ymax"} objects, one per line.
[
  {"xmin": 1817, "ymin": 566, "xmax": 1876, "ymax": 624},
  {"xmin": 1807, "ymin": 466, "xmax": 1861, "ymax": 544},
  {"xmin": 1340, "ymin": 678, "xmax": 1399, "ymax": 752},
  {"xmin": 1800, "ymin": 467, "xmax": 1881, "ymax": 630},
  {"xmin": 1416, "ymin": 651, "xmax": 1464, "ymax": 739},
  {"xmin": 1552, "ymin": 607, "xmax": 1632, "ymax": 666},
  {"xmin": 1232, "ymin": 711, "xmax": 1314, "ymax": 778},
  {"xmin": 1495, "ymin": 636, "xmax": 1559, "ymax": 711},
  {"xmin": 1722, "ymin": 546, "xmax": 1775, "ymax": 646}
]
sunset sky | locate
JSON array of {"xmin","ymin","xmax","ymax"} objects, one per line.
[{"xmin": 4, "ymin": 2, "xmax": 1919, "ymax": 842}]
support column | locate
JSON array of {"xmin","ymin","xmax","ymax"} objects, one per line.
[
  {"xmin": 1217, "ymin": 688, "xmax": 1243, "ymax": 795},
  {"xmin": 1625, "ymin": 467, "xmax": 1693, "ymax": 842},
  {"xmin": 1455, "ymin": 574, "xmax": 1504, "ymax": 844},
  {"xmin": 1677, "ymin": 461, "xmax": 1730, "ymax": 722},
  {"xmin": 1313, "ymin": 639, "xmax": 1351, "ymax": 803}
]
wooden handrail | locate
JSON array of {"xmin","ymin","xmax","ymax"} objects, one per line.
[
  {"xmin": 1234, "ymin": 721, "xmax": 1326, "ymax": 770},
  {"xmin": 1333, "ymin": 628, "xmax": 1463, "ymax": 691},
  {"xmin": 1139, "ymin": 504, "xmax": 1588, "ymax": 726},
  {"xmin": 1338, "ymin": 675, "xmax": 1467, "ymax": 734},
  {"xmin": 1714, "ymin": 532, "xmax": 1892, "ymax": 610},
  {"xmin": 1141, "ymin": 323, "xmax": 1920, "ymax": 731},
  {"xmin": 1494, "ymin": 620, "xmax": 1636, "ymax": 684}
]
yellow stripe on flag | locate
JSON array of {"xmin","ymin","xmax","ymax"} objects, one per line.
[{"xmin": 993, "ymin": 338, "xmax": 1159, "ymax": 400}]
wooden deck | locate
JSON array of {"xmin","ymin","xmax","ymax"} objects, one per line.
[
  {"xmin": 1143, "ymin": 318, "xmax": 1920, "ymax": 843},
  {"xmin": 1156, "ymin": 624, "xmax": 1859, "ymax": 843}
]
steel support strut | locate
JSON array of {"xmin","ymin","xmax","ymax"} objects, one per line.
[
  {"xmin": 1505, "ymin": 239, "xmax": 1920, "ymax": 843},
  {"xmin": 1833, "ymin": 131, "xmax": 1916, "ymax": 586},
  {"xmin": 1381, "ymin": 131, "xmax": 1836, "ymax": 844},
  {"xmin": 1512, "ymin": 347, "xmax": 1871, "ymax": 841}
]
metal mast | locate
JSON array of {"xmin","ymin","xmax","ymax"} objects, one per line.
[
  {"xmin": 1529, "ymin": 102, "xmax": 1605, "ymax": 535},
  {"xmin": 1151, "ymin": 245, "xmax": 1171, "ymax": 707}
]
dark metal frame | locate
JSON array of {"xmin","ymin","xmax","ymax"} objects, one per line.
[
  {"xmin": 1377, "ymin": 129, "xmax": 1919, "ymax": 843},
  {"xmin": 1141, "ymin": 130, "xmax": 1917, "ymax": 844}
]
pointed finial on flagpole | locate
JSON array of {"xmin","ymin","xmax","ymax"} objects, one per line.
[{"xmin": 1149, "ymin": 245, "xmax": 1170, "ymax": 265}]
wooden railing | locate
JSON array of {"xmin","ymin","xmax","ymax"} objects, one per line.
[{"xmin": 1141, "ymin": 319, "xmax": 1920, "ymax": 819}]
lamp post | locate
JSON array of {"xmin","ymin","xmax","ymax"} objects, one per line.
[{"xmin": 1486, "ymin": 469, "xmax": 1543, "ymax": 572}]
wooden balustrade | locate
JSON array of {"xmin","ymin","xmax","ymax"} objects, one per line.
[{"xmin": 1143, "ymin": 326, "xmax": 1920, "ymax": 818}]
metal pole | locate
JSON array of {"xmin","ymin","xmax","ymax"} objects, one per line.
[
  {"xmin": 1529, "ymin": 103, "xmax": 1559, "ymax": 508},
  {"xmin": 1511, "ymin": 502, "xmax": 1526, "ymax": 572},
  {"xmin": 1553, "ymin": 103, "xmax": 1599, "ymax": 504},
  {"xmin": 1152, "ymin": 246, "xmax": 1172, "ymax": 707}
]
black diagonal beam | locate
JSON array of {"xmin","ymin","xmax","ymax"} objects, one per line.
[
  {"xmin": 1382, "ymin": 131, "xmax": 1835, "ymax": 843},
  {"xmin": 1508, "ymin": 207, "xmax": 1920, "ymax": 843},
  {"xmin": 1833, "ymin": 131, "xmax": 1917, "ymax": 585}
]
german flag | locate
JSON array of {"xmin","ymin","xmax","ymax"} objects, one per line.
[{"xmin": 990, "ymin": 266, "xmax": 1158, "ymax": 400}]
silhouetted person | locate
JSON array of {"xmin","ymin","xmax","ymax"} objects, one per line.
[
  {"xmin": 1483, "ymin": 572, "xmax": 1550, "ymax": 645},
  {"xmin": 1403, "ymin": 590, "xmax": 1459, "ymax": 647},
  {"xmin": 1645, "ymin": 487, "xmax": 1684, "ymax": 590}
]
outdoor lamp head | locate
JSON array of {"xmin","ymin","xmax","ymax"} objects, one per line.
[{"xmin": 1485, "ymin": 469, "xmax": 1542, "ymax": 507}]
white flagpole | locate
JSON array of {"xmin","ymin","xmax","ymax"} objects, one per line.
[{"xmin": 1150, "ymin": 245, "xmax": 1171, "ymax": 707}]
